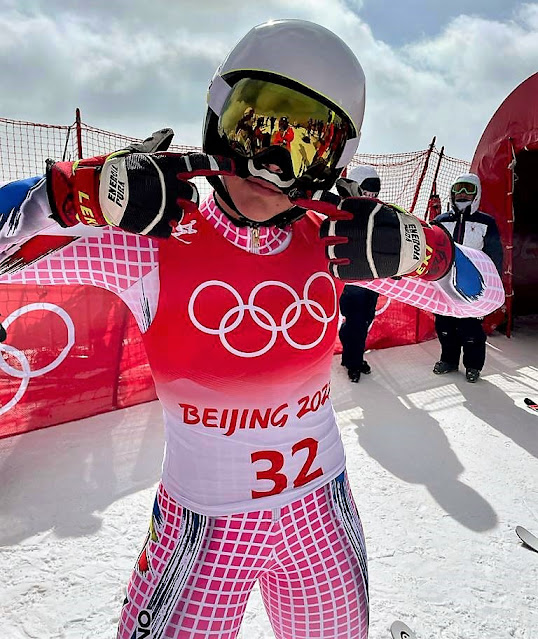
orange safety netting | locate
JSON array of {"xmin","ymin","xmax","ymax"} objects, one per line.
[{"xmin": 0, "ymin": 117, "xmax": 470, "ymax": 216}]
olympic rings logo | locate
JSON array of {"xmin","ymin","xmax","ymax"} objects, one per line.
[
  {"xmin": 188, "ymin": 272, "xmax": 338, "ymax": 358},
  {"xmin": 0, "ymin": 303, "xmax": 75, "ymax": 416}
]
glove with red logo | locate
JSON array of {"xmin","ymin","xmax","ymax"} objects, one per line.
[
  {"xmin": 46, "ymin": 149, "xmax": 234, "ymax": 238},
  {"xmin": 291, "ymin": 190, "xmax": 454, "ymax": 281}
]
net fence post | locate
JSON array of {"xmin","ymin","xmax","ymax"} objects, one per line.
[
  {"xmin": 409, "ymin": 136, "xmax": 436, "ymax": 214},
  {"xmin": 75, "ymin": 108, "xmax": 83, "ymax": 160}
]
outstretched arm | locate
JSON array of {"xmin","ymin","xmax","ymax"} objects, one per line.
[
  {"xmin": 0, "ymin": 128, "xmax": 178, "ymax": 273},
  {"xmin": 356, "ymin": 245, "xmax": 505, "ymax": 318},
  {"xmin": 1, "ymin": 147, "xmax": 235, "ymax": 340},
  {"xmin": 292, "ymin": 190, "xmax": 505, "ymax": 318}
]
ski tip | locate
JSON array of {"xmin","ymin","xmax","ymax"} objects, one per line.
[
  {"xmin": 516, "ymin": 525, "xmax": 538, "ymax": 550},
  {"xmin": 390, "ymin": 620, "xmax": 416, "ymax": 639},
  {"xmin": 524, "ymin": 397, "xmax": 537, "ymax": 408}
]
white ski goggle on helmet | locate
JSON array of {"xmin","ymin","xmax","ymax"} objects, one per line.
[{"xmin": 211, "ymin": 76, "xmax": 357, "ymax": 189}]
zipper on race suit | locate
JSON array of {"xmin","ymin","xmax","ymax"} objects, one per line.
[{"xmin": 251, "ymin": 226, "xmax": 260, "ymax": 253}]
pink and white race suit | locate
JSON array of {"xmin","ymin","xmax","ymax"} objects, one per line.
[{"xmin": 0, "ymin": 178, "xmax": 504, "ymax": 638}]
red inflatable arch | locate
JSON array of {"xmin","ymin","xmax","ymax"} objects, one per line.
[{"xmin": 471, "ymin": 72, "xmax": 538, "ymax": 334}]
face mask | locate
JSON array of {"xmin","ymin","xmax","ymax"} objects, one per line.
[{"xmin": 454, "ymin": 200, "xmax": 470, "ymax": 211}]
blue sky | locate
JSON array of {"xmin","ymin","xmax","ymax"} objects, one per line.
[
  {"xmin": 355, "ymin": 0, "xmax": 520, "ymax": 45},
  {"xmin": 1, "ymin": 0, "xmax": 537, "ymax": 161}
]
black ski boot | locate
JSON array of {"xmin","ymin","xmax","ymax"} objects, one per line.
[
  {"xmin": 466, "ymin": 368, "xmax": 480, "ymax": 383},
  {"xmin": 360, "ymin": 360, "xmax": 371, "ymax": 375},
  {"xmin": 433, "ymin": 361, "xmax": 458, "ymax": 375}
]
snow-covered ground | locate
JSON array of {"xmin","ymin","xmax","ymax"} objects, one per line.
[{"xmin": 1, "ymin": 321, "xmax": 537, "ymax": 639}]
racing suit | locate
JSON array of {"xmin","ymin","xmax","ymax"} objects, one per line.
[{"xmin": 0, "ymin": 175, "xmax": 504, "ymax": 638}]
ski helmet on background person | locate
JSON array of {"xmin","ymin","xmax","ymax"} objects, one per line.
[
  {"xmin": 336, "ymin": 164, "xmax": 380, "ymax": 198},
  {"xmin": 450, "ymin": 173, "xmax": 481, "ymax": 215},
  {"xmin": 203, "ymin": 19, "xmax": 366, "ymax": 226}
]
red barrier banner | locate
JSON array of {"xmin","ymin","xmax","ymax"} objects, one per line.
[{"xmin": 0, "ymin": 284, "xmax": 156, "ymax": 438}]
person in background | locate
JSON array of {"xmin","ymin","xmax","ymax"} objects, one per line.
[
  {"xmin": 432, "ymin": 173, "xmax": 503, "ymax": 382},
  {"xmin": 336, "ymin": 165, "xmax": 381, "ymax": 382},
  {"xmin": 271, "ymin": 116, "xmax": 294, "ymax": 151}
]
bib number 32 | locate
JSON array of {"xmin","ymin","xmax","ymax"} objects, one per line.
[{"xmin": 250, "ymin": 437, "xmax": 323, "ymax": 499}]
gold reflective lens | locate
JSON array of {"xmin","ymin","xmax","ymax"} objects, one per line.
[{"xmin": 218, "ymin": 78, "xmax": 352, "ymax": 181}]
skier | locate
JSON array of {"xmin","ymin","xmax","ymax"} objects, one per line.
[
  {"xmin": 0, "ymin": 20, "xmax": 504, "ymax": 639},
  {"xmin": 336, "ymin": 165, "xmax": 382, "ymax": 382},
  {"xmin": 432, "ymin": 173, "xmax": 503, "ymax": 382}
]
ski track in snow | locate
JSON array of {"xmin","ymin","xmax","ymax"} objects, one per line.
[{"xmin": 1, "ymin": 324, "xmax": 537, "ymax": 639}]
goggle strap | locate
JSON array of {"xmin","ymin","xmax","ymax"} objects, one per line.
[
  {"xmin": 208, "ymin": 175, "xmax": 252, "ymax": 226},
  {"xmin": 336, "ymin": 136, "xmax": 360, "ymax": 168},
  {"xmin": 208, "ymin": 74, "xmax": 232, "ymax": 116}
]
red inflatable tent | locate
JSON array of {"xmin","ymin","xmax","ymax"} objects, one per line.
[{"xmin": 471, "ymin": 72, "xmax": 538, "ymax": 334}]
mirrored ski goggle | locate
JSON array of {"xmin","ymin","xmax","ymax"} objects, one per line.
[
  {"xmin": 452, "ymin": 182, "xmax": 477, "ymax": 195},
  {"xmin": 211, "ymin": 76, "xmax": 358, "ymax": 184}
]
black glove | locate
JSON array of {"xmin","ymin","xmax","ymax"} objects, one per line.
[
  {"xmin": 97, "ymin": 152, "xmax": 235, "ymax": 237},
  {"xmin": 291, "ymin": 189, "xmax": 454, "ymax": 281},
  {"xmin": 47, "ymin": 151, "xmax": 235, "ymax": 238}
]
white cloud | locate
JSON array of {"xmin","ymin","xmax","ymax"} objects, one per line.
[
  {"xmin": 365, "ymin": 4, "xmax": 538, "ymax": 158},
  {"xmin": 0, "ymin": 1, "xmax": 537, "ymax": 160}
]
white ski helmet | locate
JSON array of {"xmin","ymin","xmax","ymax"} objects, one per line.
[
  {"xmin": 203, "ymin": 19, "xmax": 365, "ymax": 196},
  {"xmin": 347, "ymin": 164, "xmax": 381, "ymax": 196},
  {"xmin": 335, "ymin": 164, "xmax": 380, "ymax": 198}
]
